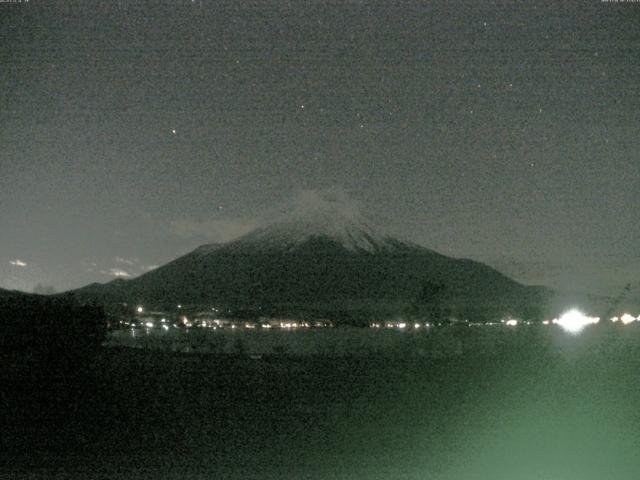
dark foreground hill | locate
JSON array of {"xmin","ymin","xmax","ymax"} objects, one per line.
[
  {"xmin": 0, "ymin": 289, "xmax": 106, "ymax": 358},
  {"xmin": 1, "ymin": 289, "xmax": 108, "ymax": 437}
]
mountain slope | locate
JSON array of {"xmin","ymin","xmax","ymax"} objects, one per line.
[{"xmin": 71, "ymin": 207, "xmax": 553, "ymax": 320}]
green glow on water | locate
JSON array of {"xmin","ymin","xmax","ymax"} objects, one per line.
[{"xmin": 9, "ymin": 324, "xmax": 640, "ymax": 479}]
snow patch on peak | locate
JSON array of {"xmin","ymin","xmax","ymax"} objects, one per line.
[{"xmin": 229, "ymin": 191, "xmax": 408, "ymax": 253}]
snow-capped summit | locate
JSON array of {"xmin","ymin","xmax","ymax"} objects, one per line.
[{"xmin": 226, "ymin": 191, "xmax": 406, "ymax": 253}]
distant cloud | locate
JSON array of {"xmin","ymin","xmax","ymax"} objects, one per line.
[
  {"xmin": 91, "ymin": 258, "xmax": 157, "ymax": 278},
  {"xmin": 9, "ymin": 259, "xmax": 27, "ymax": 267},
  {"xmin": 287, "ymin": 188, "xmax": 364, "ymax": 221},
  {"xmin": 170, "ymin": 217, "xmax": 259, "ymax": 242},
  {"xmin": 101, "ymin": 268, "xmax": 131, "ymax": 278},
  {"xmin": 82, "ymin": 261, "xmax": 99, "ymax": 273},
  {"xmin": 114, "ymin": 256, "xmax": 136, "ymax": 266},
  {"xmin": 169, "ymin": 188, "xmax": 363, "ymax": 243}
]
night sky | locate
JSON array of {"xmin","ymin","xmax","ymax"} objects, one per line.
[{"xmin": 1, "ymin": 0, "xmax": 639, "ymax": 296}]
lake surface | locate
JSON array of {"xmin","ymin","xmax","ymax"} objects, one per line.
[{"xmin": 4, "ymin": 324, "xmax": 640, "ymax": 479}]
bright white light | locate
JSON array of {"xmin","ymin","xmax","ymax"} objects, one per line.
[
  {"xmin": 542, "ymin": 320, "xmax": 550, "ymax": 325},
  {"xmin": 620, "ymin": 313, "xmax": 636, "ymax": 325},
  {"xmin": 397, "ymin": 323, "xmax": 407, "ymax": 329},
  {"xmin": 9, "ymin": 259, "xmax": 27, "ymax": 267},
  {"xmin": 145, "ymin": 321, "xmax": 154, "ymax": 328},
  {"xmin": 611, "ymin": 316, "xmax": 619, "ymax": 323},
  {"xmin": 136, "ymin": 306, "xmax": 144, "ymax": 313},
  {"xmin": 414, "ymin": 323, "xmax": 421, "ymax": 329},
  {"xmin": 505, "ymin": 319, "xmax": 518, "ymax": 327},
  {"xmin": 162, "ymin": 325, "xmax": 169, "ymax": 331},
  {"xmin": 555, "ymin": 309, "xmax": 599, "ymax": 334}
]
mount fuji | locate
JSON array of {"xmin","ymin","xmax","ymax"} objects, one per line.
[{"xmin": 72, "ymin": 201, "xmax": 552, "ymax": 322}]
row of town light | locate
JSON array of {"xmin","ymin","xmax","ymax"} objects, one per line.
[
  {"xmin": 368, "ymin": 310, "xmax": 640, "ymax": 335},
  {"xmin": 134, "ymin": 305, "xmax": 640, "ymax": 335},
  {"xmin": 504, "ymin": 310, "xmax": 640, "ymax": 334}
]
